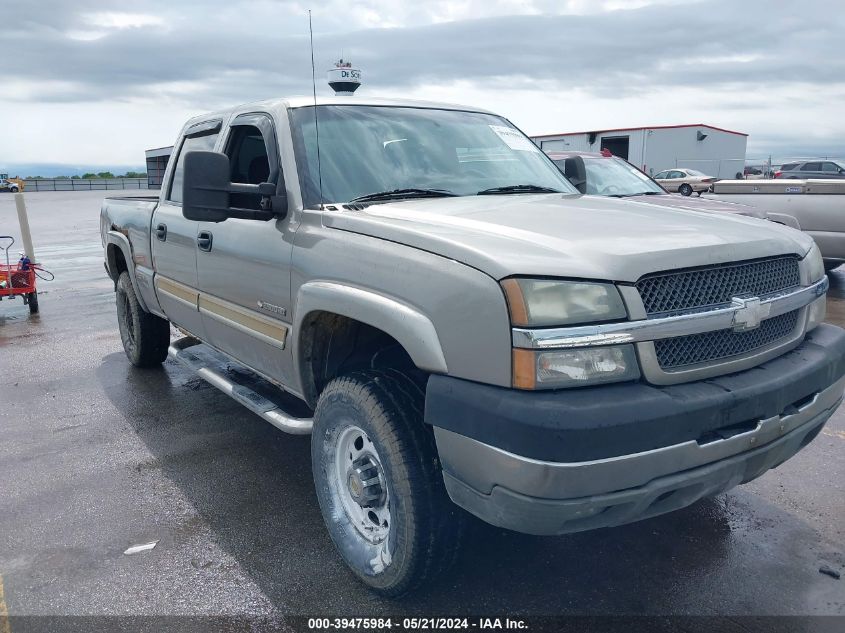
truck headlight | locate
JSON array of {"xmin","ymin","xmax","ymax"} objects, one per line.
[
  {"xmin": 805, "ymin": 243, "xmax": 824, "ymax": 283},
  {"xmin": 803, "ymin": 244, "xmax": 826, "ymax": 331},
  {"xmin": 501, "ymin": 278, "xmax": 627, "ymax": 327},
  {"xmin": 513, "ymin": 345, "xmax": 640, "ymax": 389}
]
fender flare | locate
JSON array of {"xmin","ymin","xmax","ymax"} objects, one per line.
[
  {"xmin": 294, "ymin": 281, "xmax": 448, "ymax": 382},
  {"xmin": 105, "ymin": 231, "xmax": 150, "ymax": 313}
]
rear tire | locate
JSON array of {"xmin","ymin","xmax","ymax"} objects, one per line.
[
  {"xmin": 311, "ymin": 369, "xmax": 465, "ymax": 596},
  {"xmin": 115, "ymin": 271, "xmax": 169, "ymax": 367},
  {"xmin": 27, "ymin": 291, "xmax": 38, "ymax": 314},
  {"xmin": 679, "ymin": 183, "xmax": 693, "ymax": 196}
]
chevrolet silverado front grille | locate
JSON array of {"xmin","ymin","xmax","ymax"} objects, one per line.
[
  {"xmin": 637, "ymin": 256, "xmax": 804, "ymax": 372},
  {"xmin": 654, "ymin": 309, "xmax": 801, "ymax": 369},
  {"xmin": 637, "ymin": 256, "xmax": 801, "ymax": 316}
]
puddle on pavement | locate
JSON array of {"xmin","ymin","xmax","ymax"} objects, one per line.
[{"xmin": 0, "ymin": 312, "xmax": 24, "ymax": 324}]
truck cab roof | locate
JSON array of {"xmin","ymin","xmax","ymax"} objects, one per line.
[{"xmin": 184, "ymin": 95, "xmax": 495, "ymax": 128}]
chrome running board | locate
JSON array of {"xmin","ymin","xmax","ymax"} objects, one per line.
[{"xmin": 168, "ymin": 337, "xmax": 313, "ymax": 435}]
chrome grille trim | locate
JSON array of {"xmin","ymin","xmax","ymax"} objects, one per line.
[{"xmin": 511, "ymin": 276, "xmax": 827, "ymax": 350}]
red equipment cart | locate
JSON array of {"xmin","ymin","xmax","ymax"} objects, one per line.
[{"xmin": 0, "ymin": 235, "xmax": 38, "ymax": 314}]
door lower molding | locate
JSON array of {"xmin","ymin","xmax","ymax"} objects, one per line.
[
  {"xmin": 198, "ymin": 293, "xmax": 288, "ymax": 350},
  {"xmin": 155, "ymin": 275, "xmax": 199, "ymax": 310}
]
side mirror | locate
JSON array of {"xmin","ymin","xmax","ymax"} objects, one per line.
[
  {"xmin": 183, "ymin": 150, "xmax": 287, "ymax": 222},
  {"xmin": 183, "ymin": 150, "xmax": 231, "ymax": 222}
]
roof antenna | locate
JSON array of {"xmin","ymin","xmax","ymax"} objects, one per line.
[{"xmin": 308, "ymin": 9, "xmax": 324, "ymax": 208}]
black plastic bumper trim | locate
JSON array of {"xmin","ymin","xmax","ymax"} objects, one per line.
[{"xmin": 424, "ymin": 324, "xmax": 845, "ymax": 462}]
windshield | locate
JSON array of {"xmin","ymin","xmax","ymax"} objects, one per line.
[
  {"xmin": 289, "ymin": 105, "xmax": 576, "ymax": 206},
  {"xmin": 577, "ymin": 157, "xmax": 664, "ymax": 196}
]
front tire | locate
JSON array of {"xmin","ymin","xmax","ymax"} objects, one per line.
[
  {"xmin": 679, "ymin": 183, "xmax": 693, "ymax": 196},
  {"xmin": 115, "ymin": 271, "xmax": 169, "ymax": 367},
  {"xmin": 311, "ymin": 370, "xmax": 464, "ymax": 596}
]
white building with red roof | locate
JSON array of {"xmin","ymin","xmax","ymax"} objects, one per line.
[{"xmin": 531, "ymin": 124, "xmax": 748, "ymax": 179}]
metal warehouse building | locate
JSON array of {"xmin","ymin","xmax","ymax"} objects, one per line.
[
  {"xmin": 145, "ymin": 146, "xmax": 173, "ymax": 189},
  {"xmin": 532, "ymin": 124, "xmax": 748, "ymax": 179}
]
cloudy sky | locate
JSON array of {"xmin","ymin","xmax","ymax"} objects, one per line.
[{"xmin": 2, "ymin": 0, "xmax": 843, "ymax": 171}]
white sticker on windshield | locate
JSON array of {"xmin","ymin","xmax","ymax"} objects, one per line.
[{"xmin": 489, "ymin": 125, "xmax": 540, "ymax": 152}]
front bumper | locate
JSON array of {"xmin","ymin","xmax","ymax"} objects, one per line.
[{"xmin": 426, "ymin": 324, "xmax": 845, "ymax": 535}]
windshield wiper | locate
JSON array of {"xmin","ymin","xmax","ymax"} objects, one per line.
[
  {"xmin": 349, "ymin": 188, "xmax": 458, "ymax": 203},
  {"xmin": 477, "ymin": 184, "xmax": 562, "ymax": 195}
]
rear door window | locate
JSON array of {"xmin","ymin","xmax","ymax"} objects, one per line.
[{"xmin": 801, "ymin": 162, "xmax": 822, "ymax": 172}]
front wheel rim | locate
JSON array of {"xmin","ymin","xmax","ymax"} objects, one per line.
[{"xmin": 331, "ymin": 424, "xmax": 391, "ymax": 545}]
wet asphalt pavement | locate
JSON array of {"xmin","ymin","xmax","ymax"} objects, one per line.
[{"xmin": 0, "ymin": 191, "xmax": 843, "ymax": 620}]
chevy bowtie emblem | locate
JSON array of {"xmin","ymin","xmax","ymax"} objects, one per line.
[{"xmin": 731, "ymin": 296, "xmax": 770, "ymax": 332}]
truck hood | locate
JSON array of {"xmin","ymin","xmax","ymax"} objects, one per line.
[
  {"xmin": 622, "ymin": 193, "xmax": 767, "ymax": 219},
  {"xmin": 323, "ymin": 193, "xmax": 813, "ymax": 282}
]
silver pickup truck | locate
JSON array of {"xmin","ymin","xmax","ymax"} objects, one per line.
[
  {"xmin": 712, "ymin": 179, "xmax": 845, "ymax": 271},
  {"xmin": 101, "ymin": 96, "xmax": 845, "ymax": 596}
]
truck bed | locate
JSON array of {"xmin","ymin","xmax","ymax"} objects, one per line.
[
  {"xmin": 711, "ymin": 179, "xmax": 845, "ymax": 263},
  {"xmin": 104, "ymin": 194, "xmax": 160, "ymax": 202}
]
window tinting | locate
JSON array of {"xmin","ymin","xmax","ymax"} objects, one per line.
[
  {"xmin": 167, "ymin": 130, "xmax": 219, "ymax": 204},
  {"xmin": 801, "ymin": 162, "xmax": 822, "ymax": 171}
]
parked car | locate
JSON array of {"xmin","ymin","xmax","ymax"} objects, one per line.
[
  {"xmin": 547, "ymin": 151, "xmax": 766, "ymax": 219},
  {"xmin": 652, "ymin": 167, "xmax": 717, "ymax": 195},
  {"xmin": 712, "ymin": 178, "xmax": 845, "ymax": 270},
  {"xmin": 0, "ymin": 178, "xmax": 20, "ymax": 193},
  {"xmin": 775, "ymin": 160, "xmax": 845, "ymax": 179},
  {"xmin": 102, "ymin": 96, "xmax": 844, "ymax": 596}
]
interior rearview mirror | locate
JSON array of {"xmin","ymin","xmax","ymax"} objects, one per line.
[{"xmin": 183, "ymin": 150, "xmax": 286, "ymax": 222}]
